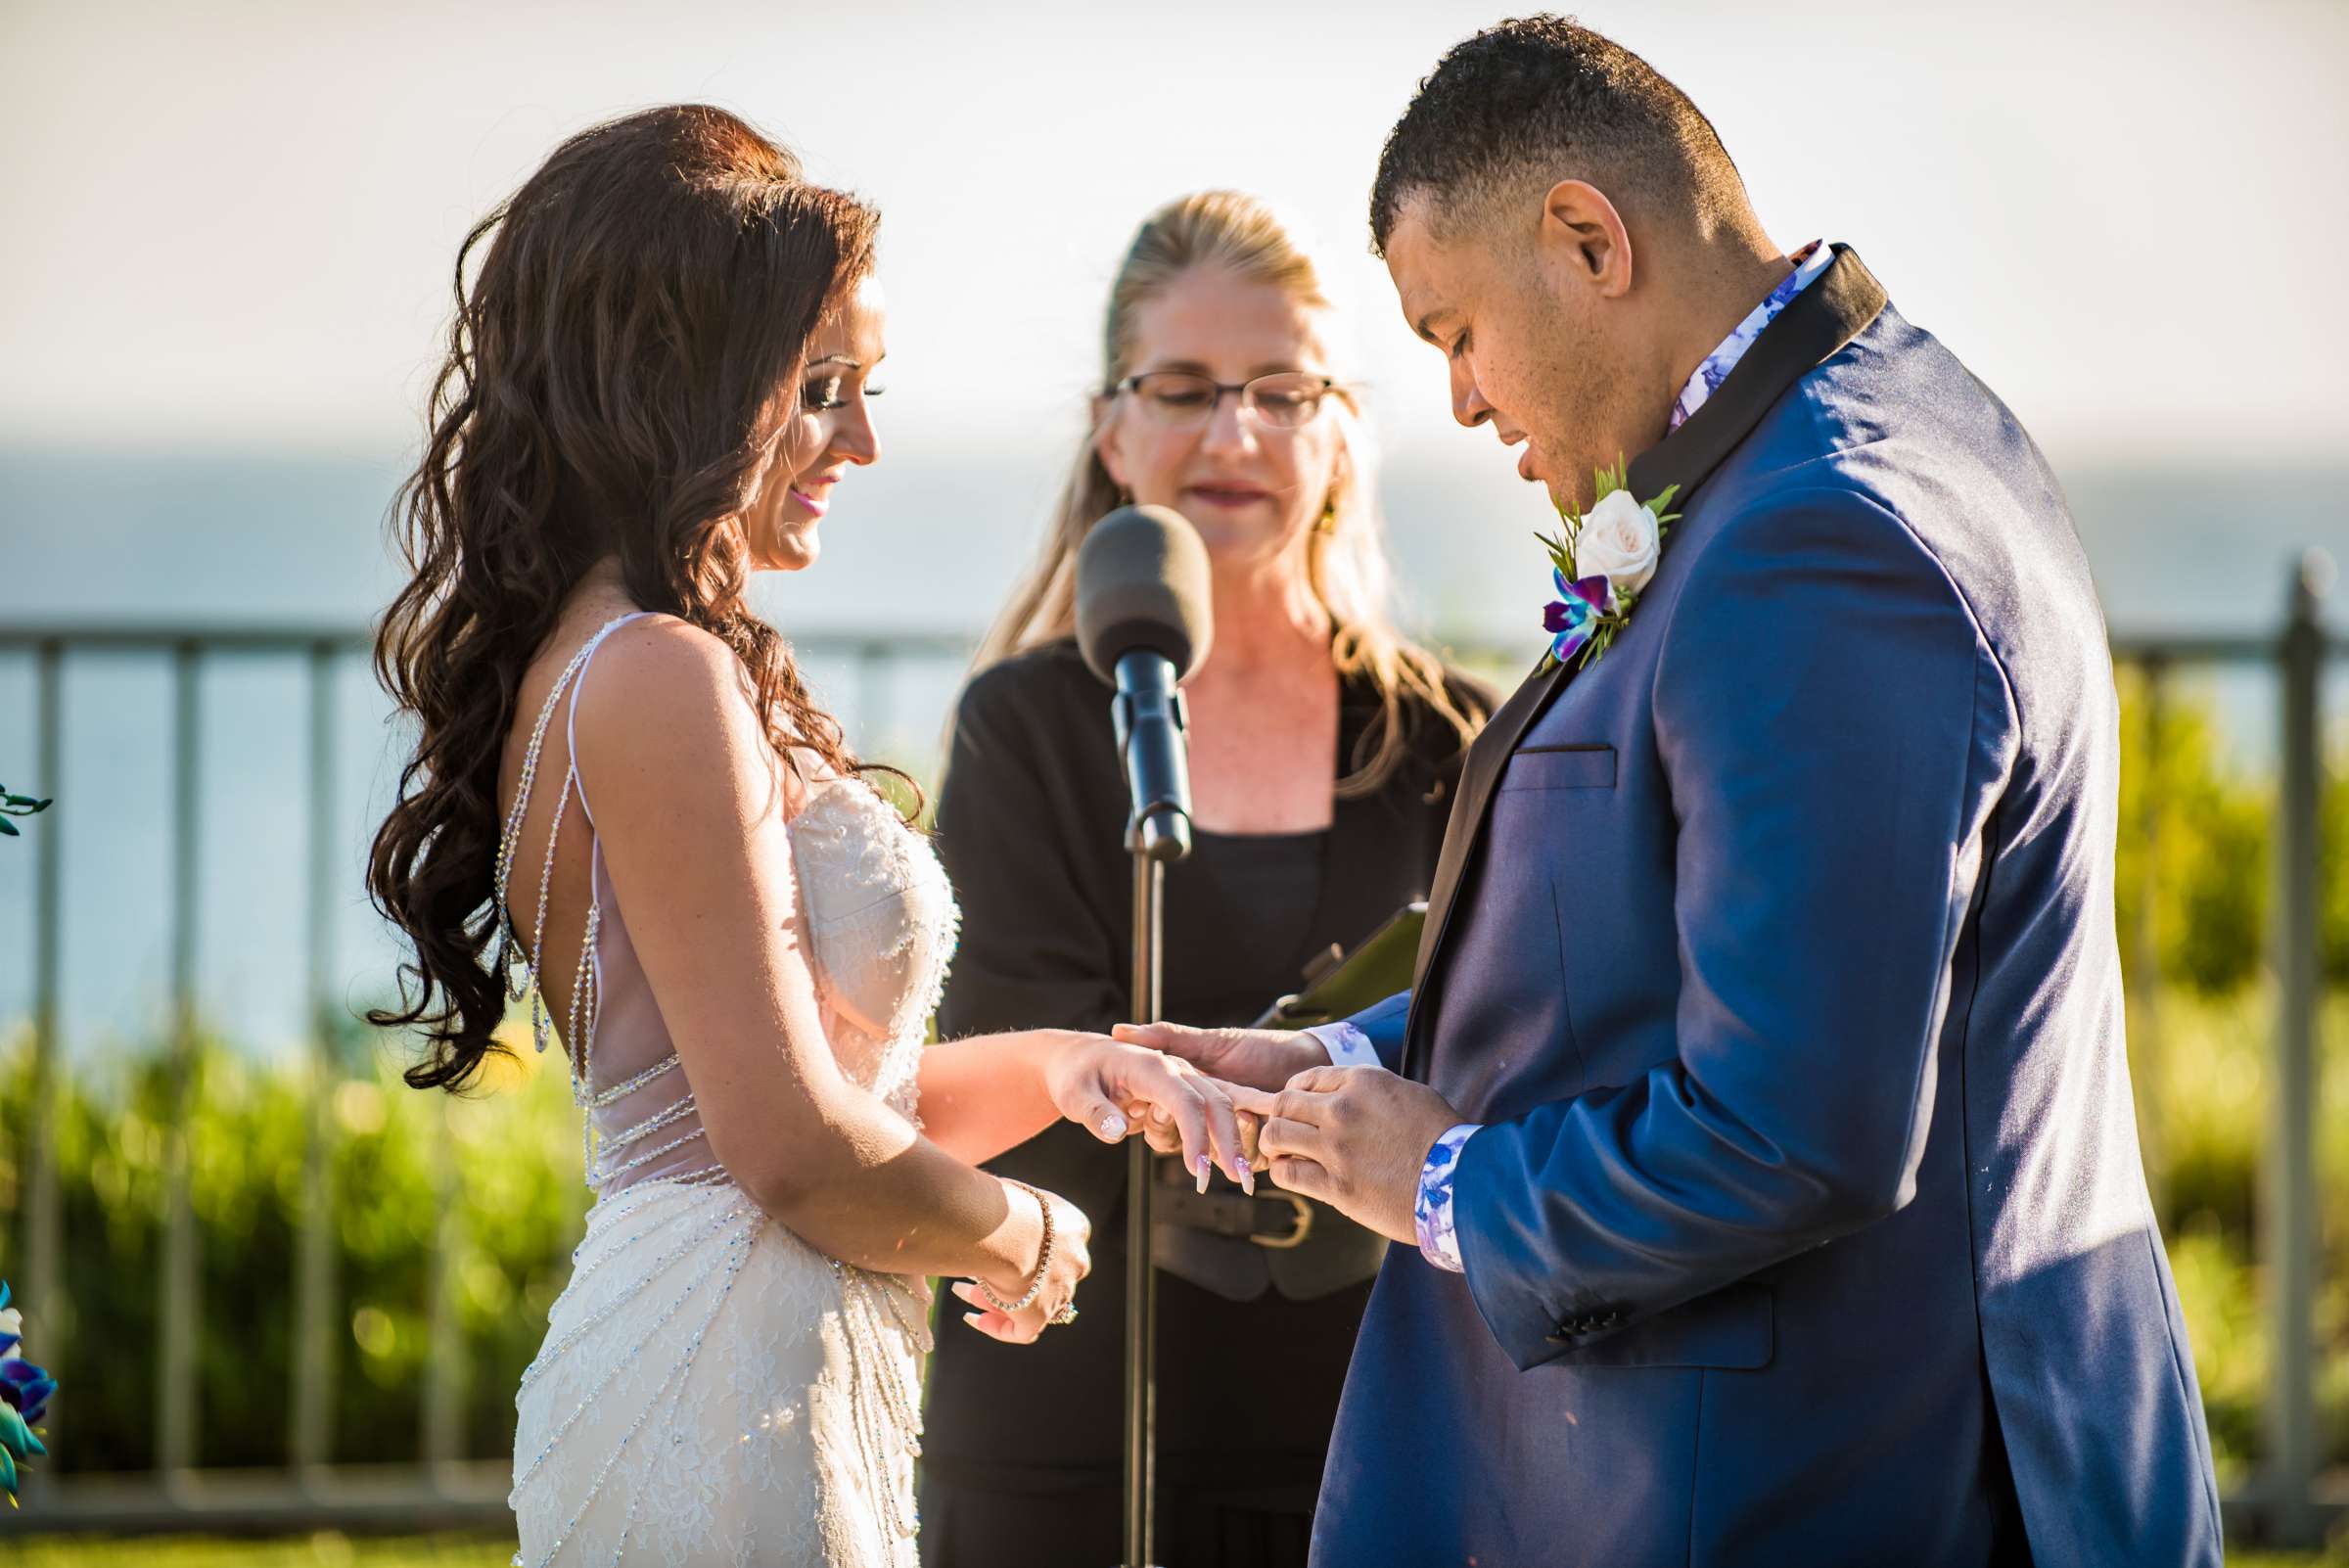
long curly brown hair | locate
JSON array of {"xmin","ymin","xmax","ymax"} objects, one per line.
[{"xmin": 369, "ymin": 105, "xmax": 894, "ymax": 1092}]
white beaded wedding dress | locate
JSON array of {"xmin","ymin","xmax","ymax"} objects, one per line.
[{"xmin": 502, "ymin": 612, "xmax": 959, "ymax": 1567}]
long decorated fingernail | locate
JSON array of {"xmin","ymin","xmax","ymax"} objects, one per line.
[
  {"xmin": 1099, "ymin": 1111, "xmax": 1128, "ymax": 1139},
  {"xmin": 1239, "ymin": 1165, "xmax": 1257, "ymax": 1196},
  {"xmin": 1195, "ymin": 1155, "xmax": 1212, "ymax": 1193}
]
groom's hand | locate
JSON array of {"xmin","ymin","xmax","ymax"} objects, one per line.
[
  {"xmin": 1258, "ymin": 1066, "xmax": 1462, "ymax": 1246},
  {"xmin": 1111, "ymin": 1020, "xmax": 1328, "ymax": 1093}
]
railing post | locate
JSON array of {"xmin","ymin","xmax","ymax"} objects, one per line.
[
  {"xmin": 2265, "ymin": 550, "xmax": 2326, "ymax": 1546},
  {"xmin": 23, "ymin": 644, "xmax": 67, "ymax": 1471},
  {"xmin": 157, "ymin": 642, "xmax": 203, "ymax": 1486},
  {"xmin": 292, "ymin": 644, "xmax": 339, "ymax": 1476}
]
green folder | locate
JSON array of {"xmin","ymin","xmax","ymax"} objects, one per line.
[{"xmin": 1252, "ymin": 901, "xmax": 1426, "ymax": 1030}]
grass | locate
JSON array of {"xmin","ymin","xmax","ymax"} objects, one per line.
[
  {"xmin": 2, "ymin": 1533, "xmax": 2342, "ymax": 1566},
  {"xmin": 2, "ymin": 1536, "xmax": 517, "ymax": 1567}
]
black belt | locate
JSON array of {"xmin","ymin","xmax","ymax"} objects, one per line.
[
  {"xmin": 1148, "ymin": 1153, "xmax": 1387, "ymax": 1303},
  {"xmin": 1152, "ymin": 1167, "xmax": 1316, "ymax": 1248}
]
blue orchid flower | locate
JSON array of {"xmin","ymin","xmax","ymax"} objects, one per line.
[
  {"xmin": 1543, "ymin": 570, "xmax": 1613, "ymax": 665},
  {"xmin": 0, "ymin": 1358, "xmax": 54, "ymax": 1427}
]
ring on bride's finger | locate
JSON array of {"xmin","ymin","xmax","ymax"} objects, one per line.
[{"xmin": 1049, "ymin": 1304, "xmax": 1079, "ymax": 1327}]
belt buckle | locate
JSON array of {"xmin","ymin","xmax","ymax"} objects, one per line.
[{"xmin": 1250, "ymin": 1192, "xmax": 1314, "ymax": 1250}]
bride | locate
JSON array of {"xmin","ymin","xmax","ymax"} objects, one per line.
[{"xmin": 366, "ymin": 106, "xmax": 1254, "ymax": 1566}]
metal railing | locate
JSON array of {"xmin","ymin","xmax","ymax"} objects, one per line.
[
  {"xmin": 0, "ymin": 622, "xmax": 973, "ymax": 1534},
  {"xmin": 0, "ymin": 556, "xmax": 2337, "ymax": 1545}
]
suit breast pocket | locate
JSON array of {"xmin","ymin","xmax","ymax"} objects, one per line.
[{"xmin": 1497, "ymin": 743, "xmax": 1616, "ymax": 792}]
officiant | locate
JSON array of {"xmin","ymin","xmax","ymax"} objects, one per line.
[{"xmin": 916, "ymin": 190, "xmax": 1488, "ymax": 1568}]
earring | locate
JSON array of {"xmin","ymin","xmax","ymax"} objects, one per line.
[{"xmin": 1315, "ymin": 500, "xmax": 1338, "ymax": 534}]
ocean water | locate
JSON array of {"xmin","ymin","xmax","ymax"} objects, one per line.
[{"xmin": 1, "ymin": 442, "xmax": 2341, "ymax": 1062}]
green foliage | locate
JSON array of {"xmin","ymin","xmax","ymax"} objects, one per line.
[
  {"xmin": 0, "ymin": 1028, "xmax": 585, "ymax": 1472},
  {"xmin": 2327, "ymin": 767, "xmax": 2349, "ymax": 990},
  {"xmin": 2112, "ymin": 673, "xmax": 2270, "ymax": 991},
  {"xmin": 2112, "ymin": 670, "xmax": 2349, "ymax": 992},
  {"xmin": 2132, "ymin": 987, "xmax": 2349, "ymax": 1487},
  {"xmin": 8, "ymin": 987, "xmax": 2342, "ymax": 1490}
]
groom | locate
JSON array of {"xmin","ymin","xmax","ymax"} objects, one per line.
[{"xmin": 1123, "ymin": 16, "xmax": 2221, "ymax": 1565}]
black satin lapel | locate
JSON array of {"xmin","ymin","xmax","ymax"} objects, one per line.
[
  {"xmin": 1413, "ymin": 656, "xmax": 1558, "ymax": 980},
  {"xmin": 1401, "ymin": 653, "xmax": 1564, "ymax": 1078}
]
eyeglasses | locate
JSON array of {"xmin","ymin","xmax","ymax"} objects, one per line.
[{"xmin": 1112, "ymin": 371, "xmax": 1342, "ymax": 431}]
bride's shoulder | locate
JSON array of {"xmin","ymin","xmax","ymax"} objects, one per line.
[
  {"xmin": 576, "ymin": 614, "xmax": 753, "ymax": 718},
  {"xmin": 570, "ymin": 615, "xmax": 795, "ymax": 792}
]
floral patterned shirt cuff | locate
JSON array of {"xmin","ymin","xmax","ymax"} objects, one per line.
[
  {"xmin": 1303, "ymin": 1021, "xmax": 1382, "ymax": 1069},
  {"xmin": 1415, "ymin": 1123, "xmax": 1480, "ymax": 1273}
]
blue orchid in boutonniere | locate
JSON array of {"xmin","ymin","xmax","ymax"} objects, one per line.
[
  {"xmin": 1536, "ymin": 457, "xmax": 1681, "ymax": 672},
  {"xmin": 0, "ymin": 1281, "xmax": 55, "ymax": 1506}
]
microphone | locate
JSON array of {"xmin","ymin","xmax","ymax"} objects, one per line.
[{"xmin": 1075, "ymin": 505, "xmax": 1214, "ymax": 862}]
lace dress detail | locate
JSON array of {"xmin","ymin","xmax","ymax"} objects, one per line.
[{"xmin": 502, "ymin": 613, "xmax": 961, "ymax": 1567}]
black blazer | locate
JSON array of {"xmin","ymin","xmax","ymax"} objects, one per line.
[
  {"xmin": 935, "ymin": 636, "xmax": 1484, "ymax": 1085},
  {"xmin": 919, "ymin": 636, "xmax": 1485, "ymax": 1486}
]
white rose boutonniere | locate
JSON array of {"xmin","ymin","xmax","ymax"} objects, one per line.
[
  {"xmin": 1573, "ymin": 487, "xmax": 1662, "ymax": 602},
  {"xmin": 1536, "ymin": 457, "xmax": 1681, "ymax": 673}
]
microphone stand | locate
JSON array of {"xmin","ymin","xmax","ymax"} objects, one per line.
[{"xmin": 1112, "ymin": 649, "xmax": 1193, "ymax": 1568}]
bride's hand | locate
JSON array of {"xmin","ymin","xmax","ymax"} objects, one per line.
[
  {"xmin": 1126, "ymin": 1085, "xmax": 1275, "ymax": 1176},
  {"xmin": 951, "ymin": 1183, "xmax": 1091, "ymax": 1344},
  {"xmin": 1040, "ymin": 1032, "xmax": 1254, "ymax": 1189}
]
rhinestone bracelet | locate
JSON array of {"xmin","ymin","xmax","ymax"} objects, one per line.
[{"xmin": 975, "ymin": 1179, "xmax": 1053, "ymax": 1315}]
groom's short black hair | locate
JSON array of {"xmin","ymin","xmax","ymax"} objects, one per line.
[{"xmin": 1370, "ymin": 16, "xmax": 1748, "ymax": 254}]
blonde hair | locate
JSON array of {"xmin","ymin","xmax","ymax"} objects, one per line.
[{"xmin": 969, "ymin": 190, "xmax": 1484, "ymax": 796}]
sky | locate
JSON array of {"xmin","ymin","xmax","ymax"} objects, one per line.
[{"xmin": 4, "ymin": 0, "xmax": 2346, "ymax": 473}]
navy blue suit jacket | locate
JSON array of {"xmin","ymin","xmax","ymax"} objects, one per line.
[{"xmin": 1315, "ymin": 250, "xmax": 2220, "ymax": 1566}]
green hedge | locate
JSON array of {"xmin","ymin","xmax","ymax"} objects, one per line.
[
  {"xmin": 2113, "ymin": 671, "xmax": 2349, "ymax": 992},
  {"xmin": 2, "ymin": 987, "xmax": 2342, "ymax": 1489},
  {"xmin": 0, "ymin": 1029, "xmax": 584, "ymax": 1471}
]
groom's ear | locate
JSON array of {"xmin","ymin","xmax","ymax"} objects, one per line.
[{"xmin": 1539, "ymin": 180, "xmax": 1634, "ymax": 300}]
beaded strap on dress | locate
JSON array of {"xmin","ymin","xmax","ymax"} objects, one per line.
[{"xmin": 492, "ymin": 612, "xmax": 723, "ymax": 1195}]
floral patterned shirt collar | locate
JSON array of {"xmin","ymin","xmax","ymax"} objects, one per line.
[{"xmin": 1669, "ymin": 240, "xmax": 1834, "ymax": 433}]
